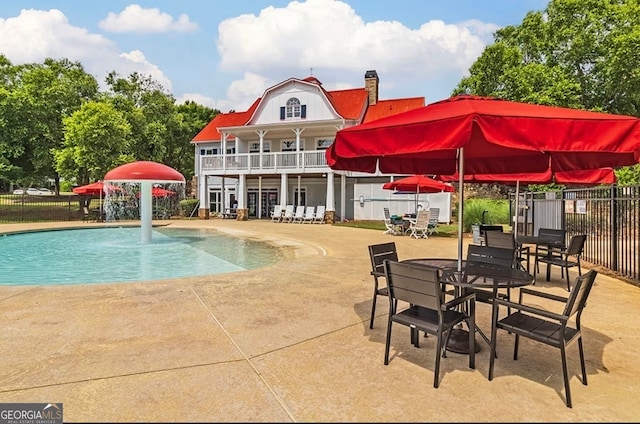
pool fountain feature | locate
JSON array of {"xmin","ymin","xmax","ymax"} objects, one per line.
[{"xmin": 104, "ymin": 161, "xmax": 185, "ymax": 243}]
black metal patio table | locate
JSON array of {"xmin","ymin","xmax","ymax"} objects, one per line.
[{"xmin": 400, "ymin": 258, "xmax": 534, "ymax": 354}]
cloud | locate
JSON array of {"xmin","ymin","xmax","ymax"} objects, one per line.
[
  {"xmin": 99, "ymin": 4, "xmax": 197, "ymax": 33},
  {"xmin": 216, "ymin": 0, "xmax": 496, "ymax": 108},
  {"xmin": 0, "ymin": 9, "xmax": 172, "ymax": 90}
]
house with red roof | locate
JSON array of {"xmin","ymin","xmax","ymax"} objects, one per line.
[{"xmin": 191, "ymin": 70, "xmax": 451, "ymax": 222}]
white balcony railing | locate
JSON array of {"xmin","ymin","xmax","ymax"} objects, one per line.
[{"xmin": 200, "ymin": 150, "xmax": 329, "ymax": 174}]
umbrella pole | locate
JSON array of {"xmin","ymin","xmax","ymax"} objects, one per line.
[
  {"xmin": 514, "ymin": 180, "xmax": 520, "ymax": 241},
  {"xmin": 457, "ymin": 148, "xmax": 464, "ymax": 272}
]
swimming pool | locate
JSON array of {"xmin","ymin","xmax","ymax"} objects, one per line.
[{"xmin": 0, "ymin": 226, "xmax": 283, "ymax": 285}]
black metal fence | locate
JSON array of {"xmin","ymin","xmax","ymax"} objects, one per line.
[
  {"xmin": 517, "ymin": 185, "xmax": 640, "ymax": 284},
  {"xmin": 0, "ymin": 194, "xmax": 86, "ymax": 222}
]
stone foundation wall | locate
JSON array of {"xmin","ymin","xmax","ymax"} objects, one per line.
[
  {"xmin": 198, "ymin": 208, "xmax": 210, "ymax": 219},
  {"xmin": 236, "ymin": 208, "xmax": 248, "ymax": 221},
  {"xmin": 324, "ymin": 210, "xmax": 335, "ymax": 224}
]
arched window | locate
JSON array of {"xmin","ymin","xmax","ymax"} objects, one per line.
[{"xmin": 286, "ymin": 97, "xmax": 301, "ymax": 118}]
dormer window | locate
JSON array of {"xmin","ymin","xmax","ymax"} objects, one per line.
[{"xmin": 280, "ymin": 97, "xmax": 307, "ymax": 120}]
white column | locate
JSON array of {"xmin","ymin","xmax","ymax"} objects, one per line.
[
  {"xmin": 140, "ymin": 180, "xmax": 153, "ymax": 244},
  {"xmin": 198, "ymin": 173, "xmax": 209, "ymax": 213},
  {"xmin": 238, "ymin": 174, "xmax": 246, "ymax": 209},
  {"xmin": 258, "ymin": 176, "xmax": 263, "ymax": 219},
  {"xmin": 297, "ymin": 175, "xmax": 302, "ymax": 205},
  {"xmin": 280, "ymin": 174, "xmax": 288, "ymax": 206},
  {"xmin": 326, "ymin": 171, "xmax": 335, "ymax": 211},
  {"xmin": 340, "ymin": 173, "xmax": 346, "ymax": 220}
]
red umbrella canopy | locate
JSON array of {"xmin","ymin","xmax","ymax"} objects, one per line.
[
  {"xmin": 437, "ymin": 167, "xmax": 617, "ymax": 186},
  {"xmin": 383, "ymin": 175, "xmax": 455, "ymax": 193},
  {"xmin": 327, "ymin": 95, "xmax": 640, "ymax": 175},
  {"xmin": 151, "ymin": 187, "xmax": 175, "ymax": 197},
  {"xmin": 72, "ymin": 181, "xmax": 122, "ymax": 196}
]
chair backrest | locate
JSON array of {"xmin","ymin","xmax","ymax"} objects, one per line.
[
  {"xmin": 566, "ymin": 234, "xmax": 587, "ymax": 256},
  {"xmin": 466, "ymin": 244, "xmax": 515, "ymax": 268},
  {"xmin": 538, "ymin": 228, "xmax": 566, "ymax": 245},
  {"xmin": 368, "ymin": 242, "xmax": 398, "ymax": 277},
  {"xmin": 383, "ymin": 207, "xmax": 392, "ymax": 221},
  {"xmin": 283, "ymin": 205, "xmax": 294, "ymax": 216},
  {"xmin": 563, "ymin": 269, "xmax": 597, "ymax": 318},
  {"xmin": 315, "ymin": 205, "xmax": 325, "ymax": 217},
  {"xmin": 480, "ymin": 225, "xmax": 503, "ymax": 238},
  {"xmin": 485, "ymin": 231, "xmax": 516, "ymax": 250},
  {"xmin": 413, "ymin": 209, "xmax": 431, "ymax": 228},
  {"xmin": 428, "ymin": 207, "xmax": 440, "ymax": 225},
  {"xmin": 272, "ymin": 205, "xmax": 282, "ymax": 215},
  {"xmin": 304, "ymin": 206, "xmax": 315, "ymax": 218},
  {"xmin": 294, "ymin": 205, "xmax": 304, "ymax": 217},
  {"xmin": 384, "ymin": 260, "xmax": 442, "ymax": 311}
]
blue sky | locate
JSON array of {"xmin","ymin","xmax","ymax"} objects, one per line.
[{"xmin": 0, "ymin": 0, "xmax": 549, "ymax": 112}]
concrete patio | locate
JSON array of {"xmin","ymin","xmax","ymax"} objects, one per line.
[{"xmin": 0, "ymin": 219, "xmax": 638, "ymax": 422}]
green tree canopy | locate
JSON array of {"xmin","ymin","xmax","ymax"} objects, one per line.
[{"xmin": 455, "ymin": 0, "xmax": 640, "ymax": 185}]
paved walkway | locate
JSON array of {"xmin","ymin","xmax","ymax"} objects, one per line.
[{"xmin": 0, "ymin": 219, "xmax": 639, "ymax": 422}]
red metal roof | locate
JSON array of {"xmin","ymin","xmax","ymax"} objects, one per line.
[
  {"xmin": 362, "ymin": 98, "xmax": 425, "ymax": 123},
  {"xmin": 191, "ymin": 77, "xmax": 425, "ymax": 143}
]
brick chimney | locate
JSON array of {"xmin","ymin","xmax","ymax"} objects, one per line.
[{"xmin": 364, "ymin": 70, "xmax": 379, "ymax": 105}]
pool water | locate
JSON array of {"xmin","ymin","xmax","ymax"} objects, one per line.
[{"xmin": 0, "ymin": 227, "xmax": 283, "ymax": 285}]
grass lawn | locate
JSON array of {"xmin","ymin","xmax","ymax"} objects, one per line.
[{"xmin": 333, "ymin": 220, "xmax": 459, "ymax": 237}]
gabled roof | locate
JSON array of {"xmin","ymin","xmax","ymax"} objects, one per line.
[
  {"xmin": 191, "ymin": 75, "xmax": 425, "ymax": 143},
  {"xmin": 192, "ymin": 98, "xmax": 259, "ymax": 142}
]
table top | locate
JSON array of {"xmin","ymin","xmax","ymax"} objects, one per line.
[
  {"xmin": 400, "ymin": 258, "xmax": 534, "ymax": 289},
  {"xmin": 517, "ymin": 235, "xmax": 566, "ymax": 247}
]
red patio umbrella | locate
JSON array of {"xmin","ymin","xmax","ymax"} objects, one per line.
[
  {"xmin": 383, "ymin": 174, "xmax": 456, "ymax": 193},
  {"xmin": 327, "ymin": 95, "xmax": 640, "ymax": 269},
  {"xmin": 383, "ymin": 174, "xmax": 455, "ymax": 214},
  {"xmin": 72, "ymin": 181, "xmax": 122, "ymax": 196},
  {"xmin": 437, "ymin": 167, "xmax": 617, "ymax": 185}
]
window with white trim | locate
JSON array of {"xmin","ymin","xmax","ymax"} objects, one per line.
[
  {"xmin": 316, "ymin": 138, "xmax": 333, "ymax": 150},
  {"xmin": 281, "ymin": 140, "xmax": 297, "ymax": 152},
  {"xmin": 280, "ymin": 98, "xmax": 307, "ymax": 120},
  {"xmin": 250, "ymin": 142, "xmax": 271, "ymax": 153},
  {"xmin": 200, "ymin": 148, "xmax": 218, "ymax": 155}
]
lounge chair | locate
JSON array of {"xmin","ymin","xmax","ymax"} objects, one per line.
[
  {"xmin": 292, "ymin": 205, "xmax": 305, "ymax": 223},
  {"xmin": 302, "ymin": 206, "xmax": 315, "ymax": 223},
  {"xmin": 281, "ymin": 205, "xmax": 295, "ymax": 223},
  {"xmin": 313, "ymin": 205, "xmax": 325, "ymax": 223},
  {"xmin": 270, "ymin": 205, "xmax": 283, "ymax": 222}
]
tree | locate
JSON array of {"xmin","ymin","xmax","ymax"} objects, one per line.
[
  {"xmin": 54, "ymin": 101, "xmax": 132, "ymax": 184},
  {"xmin": 3, "ymin": 58, "xmax": 99, "ymax": 192},
  {"xmin": 455, "ymin": 0, "xmax": 640, "ymax": 184}
]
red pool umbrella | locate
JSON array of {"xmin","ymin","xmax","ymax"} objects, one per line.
[
  {"xmin": 72, "ymin": 181, "xmax": 121, "ymax": 196},
  {"xmin": 327, "ymin": 95, "xmax": 640, "ymax": 175},
  {"xmin": 383, "ymin": 174, "xmax": 456, "ymax": 193},
  {"xmin": 437, "ymin": 167, "xmax": 617, "ymax": 185},
  {"xmin": 327, "ymin": 95, "xmax": 640, "ymax": 268},
  {"xmin": 151, "ymin": 187, "xmax": 175, "ymax": 198}
]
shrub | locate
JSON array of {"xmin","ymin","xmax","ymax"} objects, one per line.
[
  {"xmin": 179, "ymin": 199, "xmax": 199, "ymax": 217},
  {"xmin": 462, "ymin": 199, "xmax": 510, "ymax": 232}
]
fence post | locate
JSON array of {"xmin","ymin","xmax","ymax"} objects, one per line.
[{"xmin": 611, "ymin": 184, "xmax": 618, "ymax": 272}]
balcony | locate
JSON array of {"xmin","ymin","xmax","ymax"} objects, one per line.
[{"xmin": 200, "ymin": 151, "xmax": 330, "ymax": 175}]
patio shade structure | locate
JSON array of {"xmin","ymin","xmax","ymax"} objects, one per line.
[
  {"xmin": 383, "ymin": 174, "xmax": 455, "ymax": 214},
  {"xmin": 327, "ymin": 94, "xmax": 640, "ymax": 270}
]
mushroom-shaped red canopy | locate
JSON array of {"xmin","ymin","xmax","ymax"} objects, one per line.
[{"xmin": 104, "ymin": 161, "xmax": 185, "ymax": 183}]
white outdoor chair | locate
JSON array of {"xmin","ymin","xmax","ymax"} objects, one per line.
[
  {"xmin": 409, "ymin": 209, "xmax": 431, "ymax": 239},
  {"xmin": 313, "ymin": 205, "xmax": 325, "ymax": 223},
  {"xmin": 292, "ymin": 205, "xmax": 305, "ymax": 223},
  {"xmin": 270, "ymin": 205, "xmax": 283, "ymax": 222},
  {"xmin": 302, "ymin": 206, "xmax": 316, "ymax": 223},
  {"xmin": 426, "ymin": 207, "xmax": 441, "ymax": 237},
  {"xmin": 383, "ymin": 207, "xmax": 402, "ymax": 235},
  {"xmin": 281, "ymin": 205, "xmax": 295, "ymax": 223}
]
